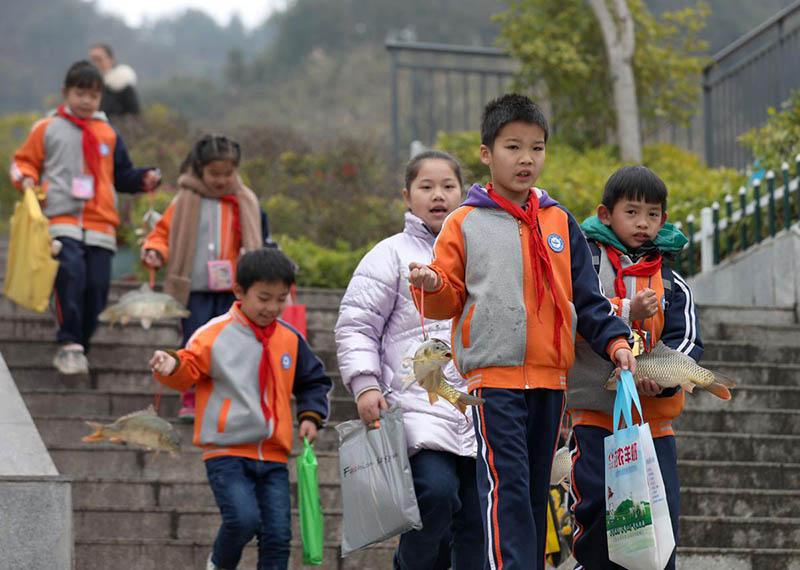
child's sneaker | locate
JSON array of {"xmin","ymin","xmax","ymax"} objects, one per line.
[
  {"xmin": 53, "ymin": 344, "xmax": 89, "ymax": 375},
  {"xmin": 206, "ymin": 553, "xmax": 232, "ymax": 570},
  {"xmin": 178, "ymin": 389, "xmax": 195, "ymax": 422}
]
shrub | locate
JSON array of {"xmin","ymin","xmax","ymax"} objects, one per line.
[
  {"xmin": 275, "ymin": 234, "xmax": 373, "ymax": 289},
  {"xmin": 739, "ymin": 90, "xmax": 800, "ymax": 173}
]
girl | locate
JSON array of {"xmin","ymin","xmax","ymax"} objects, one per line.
[
  {"xmin": 334, "ymin": 150, "xmax": 483, "ymax": 570},
  {"xmin": 142, "ymin": 134, "xmax": 263, "ymax": 420}
]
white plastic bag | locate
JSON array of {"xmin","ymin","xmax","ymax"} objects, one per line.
[
  {"xmin": 604, "ymin": 370, "xmax": 675, "ymax": 570},
  {"xmin": 337, "ymin": 405, "xmax": 421, "ymax": 556}
]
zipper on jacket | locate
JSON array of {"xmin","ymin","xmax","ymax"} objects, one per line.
[{"xmin": 517, "ymin": 219, "xmax": 523, "ymax": 235}]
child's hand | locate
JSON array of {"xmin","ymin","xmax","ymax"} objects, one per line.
[
  {"xmin": 356, "ymin": 389, "xmax": 387, "ymax": 425},
  {"xmin": 408, "ymin": 262, "xmax": 442, "ymax": 291},
  {"xmin": 149, "ymin": 350, "xmax": 176, "ymax": 376},
  {"xmin": 141, "ymin": 249, "xmax": 164, "ymax": 269},
  {"xmin": 636, "ymin": 376, "xmax": 662, "ymax": 397},
  {"xmin": 299, "ymin": 419, "xmax": 318, "ymax": 443},
  {"xmin": 613, "ymin": 347, "xmax": 637, "ymax": 375},
  {"xmin": 142, "ymin": 169, "xmax": 161, "ymax": 191},
  {"xmin": 630, "ymin": 288, "xmax": 658, "ymax": 322}
]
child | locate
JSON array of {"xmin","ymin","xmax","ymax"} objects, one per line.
[
  {"xmin": 567, "ymin": 165, "xmax": 702, "ymax": 570},
  {"xmin": 142, "ymin": 134, "xmax": 263, "ymax": 421},
  {"xmin": 408, "ymin": 94, "xmax": 636, "ymax": 570},
  {"xmin": 149, "ymin": 247, "xmax": 332, "ymax": 570},
  {"xmin": 335, "ymin": 150, "xmax": 483, "ymax": 570},
  {"xmin": 10, "ymin": 60, "xmax": 160, "ymax": 375}
]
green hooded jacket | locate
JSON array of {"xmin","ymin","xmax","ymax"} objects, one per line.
[{"xmin": 580, "ymin": 215, "xmax": 688, "ymax": 254}]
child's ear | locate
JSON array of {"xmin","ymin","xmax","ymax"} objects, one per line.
[
  {"xmin": 660, "ymin": 211, "xmax": 668, "ymax": 227},
  {"xmin": 597, "ymin": 204, "xmax": 612, "ymax": 224},
  {"xmin": 402, "ymin": 187, "xmax": 412, "ymax": 209},
  {"xmin": 233, "ymin": 283, "xmax": 245, "ymax": 301},
  {"xmin": 479, "ymin": 144, "xmax": 492, "ymax": 166}
]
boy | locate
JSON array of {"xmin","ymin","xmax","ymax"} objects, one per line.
[
  {"xmin": 10, "ymin": 60, "xmax": 160, "ymax": 374},
  {"xmin": 149, "ymin": 248, "xmax": 332, "ymax": 570},
  {"xmin": 567, "ymin": 165, "xmax": 701, "ymax": 570},
  {"xmin": 408, "ymin": 93, "xmax": 636, "ymax": 570}
]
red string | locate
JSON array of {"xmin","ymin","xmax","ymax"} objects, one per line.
[
  {"xmin": 153, "ymin": 376, "xmax": 162, "ymax": 413},
  {"xmin": 410, "ymin": 286, "xmax": 427, "ymax": 340}
]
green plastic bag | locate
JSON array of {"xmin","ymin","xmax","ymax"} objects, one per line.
[{"xmin": 297, "ymin": 437, "xmax": 324, "ymax": 565}]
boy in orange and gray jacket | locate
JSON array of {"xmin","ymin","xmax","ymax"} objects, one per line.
[
  {"xmin": 409, "ymin": 94, "xmax": 635, "ymax": 570},
  {"xmin": 150, "ymin": 248, "xmax": 331, "ymax": 570}
]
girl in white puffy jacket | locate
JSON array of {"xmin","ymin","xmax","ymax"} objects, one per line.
[{"xmin": 335, "ymin": 150, "xmax": 483, "ymax": 570}]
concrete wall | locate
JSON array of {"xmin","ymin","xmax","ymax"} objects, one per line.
[
  {"xmin": 688, "ymin": 225, "xmax": 800, "ymax": 313},
  {"xmin": 0, "ymin": 353, "xmax": 72, "ymax": 569}
]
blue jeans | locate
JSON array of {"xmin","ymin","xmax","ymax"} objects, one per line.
[
  {"xmin": 205, "ymin": 456, "xmax": 291, "ymax": 570},
  {"xmin": 394, "ymin": 450, "xmax": 484, "ymax": 570}
]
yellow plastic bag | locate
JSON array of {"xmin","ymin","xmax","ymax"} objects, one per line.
[{"xmin": 3, "ymin": 187, "xmax": 59, "ymax": 312}]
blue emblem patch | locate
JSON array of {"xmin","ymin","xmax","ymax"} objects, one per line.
[
  {"xmin": 281, "ymin": 353, "xmax": 292, "ymax": 370},
  {"xmin": 98, "ymin": 142, "xmax": 110, "ymax": 156},
  {"xmin": 547, "ymin": 233, "xmax": 565, "ymax": 253}
]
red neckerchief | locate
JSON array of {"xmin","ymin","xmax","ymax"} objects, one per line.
[
  {"xmin": 486, "ymin": 183, "xmax": 565, "ymax": 362},
  {"xmin": 237, "ymin": 302, "xmax": 278, "ymax": 431},
  {"xmin": 218, "ymin": 194, "xmax": 242, "ymax": 250},
  {"xmin": 56, "ymin": 105, "xmax": 101, "ymax": 199},
  {"xmin": 604, "ymin": 246, "xmax": 662, "ymax": 353}
]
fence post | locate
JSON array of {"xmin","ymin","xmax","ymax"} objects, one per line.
[
  {"xmin": 725, "ymin": 194, "xmax": 734, "ymax": 257},
  {"xmin": 739, "ymin": 186, "xmax": 747, "ymax": 250},
  {"xmin": 700, "ymin": 207, "xmax": 714, "ymax": 272},
  {"xmin": 687, "ymin": 215, "xmax": 696, "ymax": 277},
  {"xmin": 753, "ymin": 178, "xmax": 762, "ymax": 243},
  {"xmin": 783, "ymin": 162, "xmax": 791, "ymax": 230},
  {"xmin": 712, "ymin": 202, "xmax": 720, "ymax": 265},
  {"xmin": 767, "ymin": 170, "xmax": 776, "ymax": 237}
]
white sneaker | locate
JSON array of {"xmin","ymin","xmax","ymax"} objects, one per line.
[
  {"xmin": 53, "ymin": 347, "xmax": 89, "ymax": 375},
  {"xmin": 206, "ymin": 553, "xmax": 229, "ymax": 570}
]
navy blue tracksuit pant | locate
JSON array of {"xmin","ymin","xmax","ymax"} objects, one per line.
[
  {"xmin": 471, "ymin": 388, "xmax": 565, "ymax": 570},
  {"xmin": 568, "ymin": 425, "xmax": 679, "ymax": 570},
  {"xmin": 54, "ymin": 237, "xmax": 113, "ymax": 350},
  {"xmin": 181, "ymin": 291, "xmax": 236, "ymax": 347}
]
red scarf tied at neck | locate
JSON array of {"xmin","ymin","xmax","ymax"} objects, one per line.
[
  {"xmin": 603, "ymin": 246, "xmax": 663, "ymax": 299},
  {"xmin": 486, "ymin": 183, "xmax": 565, "ymax": 362},
  {"xmin": 239, "ymin": 303, "xmax": 278, "ymax": 433},
  {"xmin": 57, "ymin": 104, "xmax": 101, "ymax": 197}
]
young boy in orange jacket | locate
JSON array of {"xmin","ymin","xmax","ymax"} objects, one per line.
[
  {"xmin": 408, "ymin": 94, "xmax": 636, "ymax": 570},
  {"xmin": 150, "ymin": 248, "xmax": 332, "ymax": 570},
  {"xmin": 10, "ymin": 60, "xmax": 160, "ymax": 374}
]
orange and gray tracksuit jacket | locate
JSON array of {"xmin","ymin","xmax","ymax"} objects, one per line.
[
  {"xmin": 413, "ymin": 185, "xmax": 632, "ymax": 392},
  {"xmin": 10, "ymin": 108, "xmax": 150, "ymax": 251},
  {"xmin": 154, "ymin": 303, "xmax": 332, "ymax": 462},
  {"xmin": 567, "ymin": 242, "xmax": 703, "ymax": 437}
]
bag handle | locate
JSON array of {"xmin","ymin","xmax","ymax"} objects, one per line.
[{"xmin": 612, "ymin": 369, "xmax": 643, "ymax": 432}]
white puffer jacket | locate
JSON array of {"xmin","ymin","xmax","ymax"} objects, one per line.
[{"xmin": 334, "ymin": 212, "xmax": 476, "ymax": 457}]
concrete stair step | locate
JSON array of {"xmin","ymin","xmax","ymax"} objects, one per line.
[
  {"xmin": 677, "ymin": 460, "xmax": 800, "ymax": 489},
  {"xmin": 20, "ymin": 389, "xmax": 358, "ymax": 423},
  {"xmin": 75, "ymin": 538, "xmax": 394, "ymax": 570},
  {"xmin": 687, "ymin": 384, "xmax": 800, "ymax": 410},
  {"xmin": 710, "ymin": 322, "xmax": 800, "ymax": 345},
  {"xmin": 680, "ymin": 487, "xmax": 800, "ymax": 518},
  {"xmin": 697, "ymin": 304, "xmax": 797, "ymax": 327},
  {"xmin": 675, "ymin": 431, "xmax": 800, "ymax": 462},
  {"xmin": 700, "ymin": 361, "xmax": 800, "ymax": 386},
  {"xmin": 679, "ymin": 516, "xmax": 800, "ymax": 550},
  {"xmin": 677, "ymin": 547, "xmax": 800, "ymax": 570},
  {"xmin": 675, "ymin": 408, "xmax": 800, "ymax": 435},
  {"xmin": 702, "ymin": 340, "xmax": 800, "ymax": 365}
]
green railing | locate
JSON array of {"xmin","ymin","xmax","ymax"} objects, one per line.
[{"xmin": 676, "ymin": 154, "xmax": 800, "ymax": 277}]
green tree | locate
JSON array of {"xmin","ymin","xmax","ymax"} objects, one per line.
[{"xmin": 496, "ymin": 0, "xmax": 709, "ymax": 150}]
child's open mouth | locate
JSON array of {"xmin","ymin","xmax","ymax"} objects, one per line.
[
  {"xmin": 430, "ymin": 206, "xmax": 448, "ymax": 216},
  {"xmin": 516, "ymin": 170, "xmax": 532, "ymax": 180}
]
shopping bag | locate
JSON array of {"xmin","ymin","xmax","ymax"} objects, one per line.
[
  {"xmin": 604, "ymin": 370, "xmax": 675, "ymax": 570},
  {"xmin": 281, "ymin": 284, "xmax": 307, "ymax": 337},
  {"xmin": 337, "ymin": 405, "xmax": 421, "ymax": 556},
  {"xmin": 296, "ymin": 437, "xmax": 324, "ymax": 565},
  {"xmin": 3, "ymin": 187, "xmax": 59, "ymax": 313}
]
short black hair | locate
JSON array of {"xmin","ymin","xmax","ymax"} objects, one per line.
[
  {"xmin": 481, "ymin": 93, "xmax": 549, "ymax": 149},
  {"xmin": 64, "ymin": 60, "xmax": 104, "ymax": 91},
  {"xmin": 405, "ymin": 149, "xmax": 463, "ymax": 189},
  {"xmin": 236, "ymin": 248, "xmax": 296, "ymax": 291},
  {"xmin": 602, "ymin": 165, "xmax": 668, "ymax": 211},
  {"xmin": 189, "ymin": 134, "xmax": 242, "ymax": 177},
  {"xmin": 89, "ymin": 43, "xmax": 114, "ymax": 59}
]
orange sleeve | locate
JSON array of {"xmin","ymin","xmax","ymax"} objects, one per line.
[
  {"xmin": 411, "ymin": 209, "xmax": 468, "ymax": 320},
  {"xmin": 142, "ymin": 201, "xmax": 175, "ymax": 265},
  {"xmin": 154, "ymin": 322, "xmax": 216, "ymax": 391},
  {"xmin": 10, "ymin": 119, "xmax": 49, "ymax": 191},
  {"xmin": 606, "ymin": 338, "xmax": 631, "ymax": 362},
  {"xmin": 606, "ymin": 295, "xmax": 624, "ymax": 317}
]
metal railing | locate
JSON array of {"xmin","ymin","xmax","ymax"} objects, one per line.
[{"xmin": 677, "ymin": 154, "xmax": 800, "ymax": 277}]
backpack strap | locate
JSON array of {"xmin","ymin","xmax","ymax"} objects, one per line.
[{"xmin": 587, "ymin": 240, "xmax": 601, "ymax": 274}]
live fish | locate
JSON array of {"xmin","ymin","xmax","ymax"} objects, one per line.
[
  {"xmin": 604, "ymin": 341, "xmax": 736, "ymax": 400},
  {"xmin": 550, "ymin": 446, "xmax": 571, "ymax": 489},
  {"xmin": 82, "ymin": 405, "xmax": 181, "ymax": 458},
  {"xmin": 401, "ymin": 337, "xmax": 485, "ymax": 415},
  {"xmin": 99, "ymin": 283, "xmax": 190, "ymax": 329}
]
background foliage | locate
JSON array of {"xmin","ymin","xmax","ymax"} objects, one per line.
[{"xmin": 739, "ymin": 90, "xmax": 800, "ymax": 173}]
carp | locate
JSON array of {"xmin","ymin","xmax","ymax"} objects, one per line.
[
  {"xmin": 99, "ymin": 283, "xmax": 189, "ymax": 329},
  {"xmin": 82, "ymin": 405, "xmax": 181, "ymax": 458}
]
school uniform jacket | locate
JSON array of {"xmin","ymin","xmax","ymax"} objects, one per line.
[
  {"xmin": 567, "ymin": 242, "xmax": 703, "ymax": 437},
  {"xmin": 415, "ymin": 184, "xmax": 632, "ymax": 392},
  {"xmin": 10, "ymin": 108, "xmax": 150, "ymax": 251},
  {"xmin": 154, "ymin": 302, "xmax": 332, "ymax": 462}
]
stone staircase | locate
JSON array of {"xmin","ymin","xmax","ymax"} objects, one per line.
[{"xmin": 1, "ymin": 233, "xmax": 799, "ymax": 568}]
